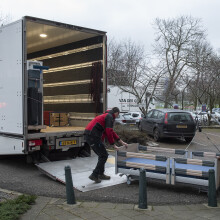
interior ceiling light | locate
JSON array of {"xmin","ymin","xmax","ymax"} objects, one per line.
[{"xmin": 40, "ymin": 33, "xmax": 47, "ymax": 38}]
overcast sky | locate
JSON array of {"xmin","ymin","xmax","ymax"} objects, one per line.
[{"xmin": 1, "ymin": 0, "xmax": 220, "ymax": 52}]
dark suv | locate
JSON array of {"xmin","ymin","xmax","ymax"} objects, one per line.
[{"xmin": 139, "ymin": 109, "xmax": 196, "ymax": 142}]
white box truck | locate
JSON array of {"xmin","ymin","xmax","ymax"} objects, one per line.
[
  {"xmin": 0, "ymin": 16, "xmax": 107, "ymax": 162},
  {"xmin": 107, "ymin": 85, "xmax": 155, "ymax": 112}
]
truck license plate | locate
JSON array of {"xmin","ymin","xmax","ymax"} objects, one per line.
[
  {"xmin": 176, "ymin": 125, "xmax": 187, "ymax": 128},
  {"xmin": 59, "ymin": 140, "xmax": 77, "ymax": 146}
]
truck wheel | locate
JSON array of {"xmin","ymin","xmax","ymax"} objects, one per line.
[{"xmin": 153, "ymin": 128, "xmax": 160, "ymax": 142}]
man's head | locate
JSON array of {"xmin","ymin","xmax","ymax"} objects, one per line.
[{"xmin": 112, "ymin": 107, "xmax": 120, "ymax": 118}]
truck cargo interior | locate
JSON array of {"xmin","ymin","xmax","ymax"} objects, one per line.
[{"xmin": 25, "ymin": 17, "xmax": 106, "ymax": 131}]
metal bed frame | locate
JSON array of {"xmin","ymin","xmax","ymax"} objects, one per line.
[{"xmin": 115, "ymin": 143, "xmax": 220, "ymax": 190}]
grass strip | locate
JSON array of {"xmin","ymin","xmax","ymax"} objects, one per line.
[{"xmin": 0, "ymin": 194, "xmax": 37, "ymax": 220}]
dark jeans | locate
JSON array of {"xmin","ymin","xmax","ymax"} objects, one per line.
[{"xmin": 85, "ymin": 135, "xmax": 109, "ymax": 177}]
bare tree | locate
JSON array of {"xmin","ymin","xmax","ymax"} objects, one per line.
[
  {"xmin": 108, "ymin": 39, "xmax": 164, "ymax": 114},
  {"xmin": 186, "ymin": 41, "xmax": 213, "ymax": 109},
  {"xmin": 0, "ymin": 12, "xmax": 11, "ymax": 26},
  {"xmin": 153, "ymin": 15, "xmax": 206, "ymax": 108}
]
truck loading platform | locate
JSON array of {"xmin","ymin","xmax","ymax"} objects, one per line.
[
  {"xmin": 40, "ymin": 126, "xmax": 85, "ymax": 133},
  {"xmin": 27, "ymin": 126, "xmax": 85, "ymax": 139},
  {"xmin": 36, "ymin": 155, "xmax": 126, "ymax": 192},
  {"xmin": 116, "ymin": 143, "xmax": 220, "ymax": 190}
]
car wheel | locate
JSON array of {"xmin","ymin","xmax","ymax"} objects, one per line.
[
  {"xmin": 153, "ymin": 128, "xmax": 160, "ymax": 142},
  {"xmin": 185, "ymin": 137, "xmax": 193, "ymax": 143}
]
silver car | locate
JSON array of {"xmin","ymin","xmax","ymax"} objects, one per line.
[
  {"xmin": 115, "ymin": 113, "xmax": 136, "ymax": 125},
  {"xmin": 123, "ymin": 112, "xmax": 144, "ymax": 124}
]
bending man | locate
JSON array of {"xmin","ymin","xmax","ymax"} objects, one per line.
[{"xmin": 84, "ymin": 107, "xmax": 128, "ymax": 183}]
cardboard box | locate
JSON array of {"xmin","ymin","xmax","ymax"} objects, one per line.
[{"xmin": 48, "ymin": 112, "xmax": 69, "ymax": 127}]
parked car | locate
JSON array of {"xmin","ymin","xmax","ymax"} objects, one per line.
[
  {"xmin": 188, "ymin": 112, "xmax": 200, "ymax": 124},
  {"xmin": 210, "ymin": 111, "xmax": 220, "ymax": 122},
  {"xmin": 212, "ymin": 108, "xmax": 220, "ymax": 112},
  {"xmin": 197, "ymin": 111, "xmax": 208, "ymax": 125},
  {"xmin": 114, "ymin": 113, "xmax": 136, "ymax": 126},
  {"xmin": 139, "ymin": 109, "xmax": 196, "ymax": 142},
  {"xmin": 123, "ymin": 112, "xmax": 144, "ymax": 124}
]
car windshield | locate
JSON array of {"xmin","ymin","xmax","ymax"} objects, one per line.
[
  {"xmin": 168, "ymin": 112, "xmax": 192, "ymax": 122},
  {"xmin": 123, "ymin": 115, "xmax": 132, "ymax": 120}
]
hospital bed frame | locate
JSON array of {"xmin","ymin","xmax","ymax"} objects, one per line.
[{"xmin": 115, "ymin": 144, "xmax": 220, "ymax": 190}]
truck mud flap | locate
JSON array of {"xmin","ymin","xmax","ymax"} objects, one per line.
[{"xmin": 35, "ymin": 155, "xmax": 126, "ymax": 192}]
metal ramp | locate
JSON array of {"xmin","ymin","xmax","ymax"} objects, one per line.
[{"xmin": 36, "ymin": 155, "xmax": 126, "ymax": 192}]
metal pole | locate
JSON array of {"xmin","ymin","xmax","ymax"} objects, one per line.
[
  {"xmin": 138, "ymin": 168, "xmax": 147, "ymax": 209},
  {"xmin": 65, "ymin": 166, "xmax": 76, "ymax": 205},
  {"xmin": 208, "ymin": 169, "xmax": 217, "ymax": 207}
]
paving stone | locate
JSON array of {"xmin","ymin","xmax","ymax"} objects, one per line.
[
  {"xmin": 54, "ymin": 211, "xmax": 83, "ymax": 220},
  {"xmin": 43, "ymin": 206, "xmax": 66, "ymax": 216},
  {"xmin": 141, "ymin": 210, "xmax": 162, "ymax": 217},
  {"xmin": 21, "ymin": 197, "xmax": 50, "ymax": 220},
  {"xmin": 153, "ymin": 205, "xmax": 172, "ymax": 213},
  {"xmin": 110, "ymin": 215, "xmax": 133, "ymax": 220},
  {"xmin": 186, "ymin": 204, "xmax": 209, "ymax": 211},
  {"xmin": 115, "ymin": 203, "xmax": 135, "ymax": 210},
  {"xmin": 48, "ymin": 198, "xmax": 61, "ymax": 204},
  {"xmin": 96, "ymin": 202, "xmax": 117, "ymax": 209},
  {"xmin": 36, "ymin": 196, "xmax": 51, "ymax": 204},
  {"xmin": 133, "ymin": 214, "xmax": 154, "ymax": 220},
  {"xmin": 170, "ymin": 205, "xmax": 191, "ymax": 211},
  {"xmin": 95, "ymin": 208, "xmax": 120, "ymax": 218},
  {"xmin": 171, "ymin": 211, "xmax": 199, "ymax": 220},
  {"xmin": 80, "ymin": 201, "xmax": 99, "ymax": 208},
  {"xmin": 69, "ymin": 206, "xmax": 91, "ymax": 215},
  {"xmin": 89, "ymin": 216, "xmax": 109, "ymax": 220},
  {"xmin": 58, "ymin": 202, "xmax": 81, "ymax": 211},
  {"xmin": 194, "ymin": 209, "xmax": 217, "ymax": 218},
  {"xmin": 190, "ymin": 218, "xmax": 208, "ymax": 220},
  {"xmin": 117, "ymin": 209, "xmax": 143, "ymax": 218},
  {"xmin": 153, "ymin": 214, "xmax": 178, "ymax": 220},
  {"xmin": 51, "ymin": 198, "xmax": 66, "ymax": 205},
  {"xmin": 35, "ymin": 212, "xmax": 55, "ymax": 220},
  {"xmin": 210, "ymin": 216, "xmax": 220, "ymax": 220},
  {"xmin": 71, "ymin": 209, "xmax": 105, "ymax": 220}
]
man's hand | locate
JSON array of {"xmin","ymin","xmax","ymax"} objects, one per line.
[
  {"xmin": 119, "ymin": 140, "xmax": 128, "ymax": 149},
  {"xmin": 113, "ymin": 144, "xmax": 120, "ymax": 151}
]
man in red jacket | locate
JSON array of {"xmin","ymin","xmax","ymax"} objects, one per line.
[{"xmin": 84, "ymin": 107, "xmax": 128, "ymax": 183}]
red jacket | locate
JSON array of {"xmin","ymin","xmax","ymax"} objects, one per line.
[{"xmin": 85, "ymin": 111, "xmax": 120, "ymax": 145}]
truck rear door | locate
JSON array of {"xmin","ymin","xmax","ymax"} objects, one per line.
[{"xmin": 0, "ymin": 20, "xmax": 24, "ymax": 135}]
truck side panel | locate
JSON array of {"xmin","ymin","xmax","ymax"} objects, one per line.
[
  {"xmin": 0, "ymin": 136, "xmax": 24, "ymax": 154},
  {"xmin": 0, "ymin": 20, "xmax": 24, "ymax": 135}
]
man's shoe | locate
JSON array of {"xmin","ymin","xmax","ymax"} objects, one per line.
[
  {"xmin": 99, "ymin": 174, "xmax": 111, "ymax": 180},
  {"xmin": 89, "ymin": 174, "xmax": 101, "ymax": 183}
]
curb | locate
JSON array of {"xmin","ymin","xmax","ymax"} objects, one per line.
[{"xmin": 0, "ymin": 188, "xmax": 22, "ymax": 196}]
